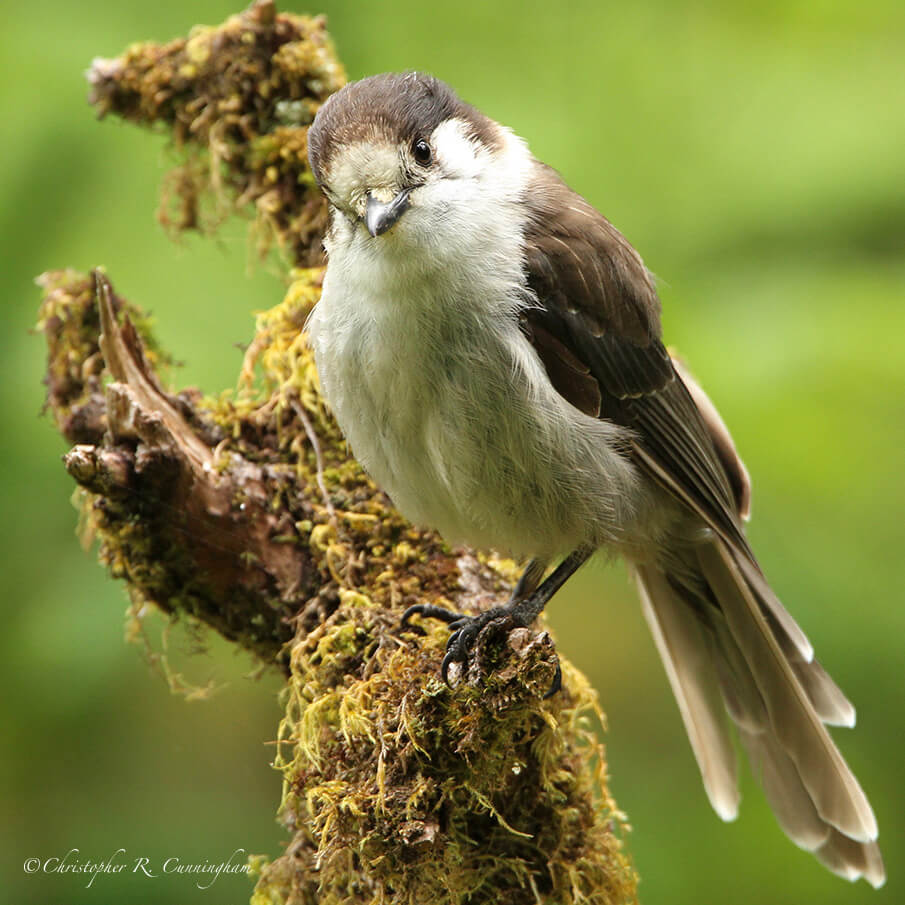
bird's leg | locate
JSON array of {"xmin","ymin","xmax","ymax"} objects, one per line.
[
  {"xmin": 501, "ymin": 548, "xmax": 590, "ymax": 627},
  {"xmin": 401, "ymin": 547, "xmax": 593, "ymax": 692},
  {"xmin": 510, "ymin": 556, "xmax": 548, "ymax": 601}
]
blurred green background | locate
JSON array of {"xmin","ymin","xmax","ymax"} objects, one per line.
[{"xmin": 2, "ymin": 1, "xmax": 903, "ymax": 902}]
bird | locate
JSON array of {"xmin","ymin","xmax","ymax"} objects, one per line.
[{"xmin": 304, "ymin": 71, "xmax": 884, "ymax": 886}]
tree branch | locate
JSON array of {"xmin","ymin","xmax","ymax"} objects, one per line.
[{"xmin": 37, "ymin": 3, "xmax": 639, "ymax": 902}]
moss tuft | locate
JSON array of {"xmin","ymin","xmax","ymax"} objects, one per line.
[{"xmin": 87, "ymin": 0, "xmax": 345, "ymax": 266}]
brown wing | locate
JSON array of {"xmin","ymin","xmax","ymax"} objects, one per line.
[{"xmin": 520, "ymin": 162, "xmax": 751, "ymax": 554}]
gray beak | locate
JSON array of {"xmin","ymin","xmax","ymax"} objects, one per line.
[{"xmin": 365, "ymin": 190, "xmax": 410, "ymax": 237}]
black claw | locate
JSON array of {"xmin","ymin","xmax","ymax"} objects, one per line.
[
  {"xmin": 401, "ymin": 603, "xmax": 461, "ymax": 627},
  {"xmin": 444, "ymin": 629, "xmax": 467, "ymax": 664},
  {"xmin": 543, "ymin": 660, "xmax": 563, "ymax": 699},
  {"xmin": 441, "ymin": 648, "xmax": 457, "ymax": 684},
  {"xmin": 445, "ymin": 624, "xmax": 469, "ymax": 652}
]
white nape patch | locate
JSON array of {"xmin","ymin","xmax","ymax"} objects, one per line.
[
  {"xmin": 429, "ymin": 118, "xmax": 488, "ymax": 180},
  {"xmin": 432, "ymin": 117, "xmax": 532, "ymax": 194}
]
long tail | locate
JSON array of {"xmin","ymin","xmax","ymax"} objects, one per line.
[{"xmin": 635, "ymin": 540, "xmax": 885, "ymax": 887}]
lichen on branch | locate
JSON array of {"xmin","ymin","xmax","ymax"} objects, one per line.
[{"xmin": 37, "ymin": 3, "xmax": 640, "ymax": 902}]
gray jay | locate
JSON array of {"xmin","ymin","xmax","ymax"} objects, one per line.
[{"xmin": 305, "ymin": 72, "xmax": 884, "ymax": 885}]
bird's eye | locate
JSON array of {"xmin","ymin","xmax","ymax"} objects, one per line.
[{"xmin": 412, "ymin": 139, "xmax": 432, "ymax": 166}]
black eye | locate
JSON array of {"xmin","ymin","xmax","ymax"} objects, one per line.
[{"xmin": 412, "ymin": 139, "xmax": 432, "ymax": 166}]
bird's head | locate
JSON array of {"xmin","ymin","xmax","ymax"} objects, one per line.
[{"xmin": 307, "ymin": 72, "xmax": 528, "ymax": 257}]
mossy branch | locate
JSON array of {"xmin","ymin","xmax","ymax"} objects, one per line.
[{"xmin": 37, "ymin": 3, "xmax": 639, "ymax": 902}]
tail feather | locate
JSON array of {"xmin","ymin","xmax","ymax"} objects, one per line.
[
  {"xmin": 697, "ymin": 542, "xmax": 878, "ymax": 844},
  {"xmin": 636, "ymin": 565, "xmax": 739, "ymax": 820},
  {"xmin": 815, "ymin": 830, "xmax": 886, "ymax": 889},
  {"xmin": 737, "ymin": 726, "xmax": 830, "ymax": 851},
  {"xmin": 789, "ymin": 653, "xmax": 856, "ymax": 729},
  {"xmin": 635, "ymin": 539, "xmax": 885, "ymax": 887},
  {"xmin": 734, "ymin": 552, "xmax": 814, "ymax": 663},
  {"xmin": 735, "ymin": 554, "xmax": 856, "ymax": 727},
  {"xmin": 711, "ymin": 619, "xmax": 843, "ymax": 852}
]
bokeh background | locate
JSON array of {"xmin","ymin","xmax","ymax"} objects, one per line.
[{"xmin": 2, "ymin": 1, "xmax": 903, "ymax": 902}]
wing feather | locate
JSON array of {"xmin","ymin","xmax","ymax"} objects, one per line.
[{"xmin": 521, "ymin": 162, "xmax": 752, "ymax": 549}]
